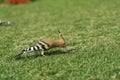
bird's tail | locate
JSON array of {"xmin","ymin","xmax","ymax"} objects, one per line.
[{"xmin": 15, "ymin": 44, "xmax": 41, "ymax": 59}]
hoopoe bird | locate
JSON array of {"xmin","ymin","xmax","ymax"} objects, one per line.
[
  {"xmin": 0, "ymin": 20, "xmax": 11, "ymax": 25},
  {"xmin": 15, "ymin": 30, "xmax": 67, "ymax": 58}
]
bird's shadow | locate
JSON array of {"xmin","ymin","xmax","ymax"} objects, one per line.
[{"xmin": 14, "ymin": 48, "xmax": 75, "ymax": 60}]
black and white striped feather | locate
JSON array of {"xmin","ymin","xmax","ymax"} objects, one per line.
[{"xmin": 15, "ymin": 40, "xmax": 50, "ymax": 58}]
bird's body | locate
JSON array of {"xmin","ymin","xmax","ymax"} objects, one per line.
[{"xmin": 15, "ymin": 31, "xmax": 67, "ymax": 58}]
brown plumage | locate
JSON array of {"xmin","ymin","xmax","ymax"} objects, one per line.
[{"xmin": 42, "ymin": 31, "xmax": 66, "ymax": 48}]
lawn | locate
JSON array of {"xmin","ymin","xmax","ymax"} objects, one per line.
[{"xmin": 0, "ymin": 0, "xmax": 120, "ymax": 80}]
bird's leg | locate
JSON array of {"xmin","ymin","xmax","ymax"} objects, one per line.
[{"xmin": 41, "ymin": 50, "xmax": 45, "ymax": 56}]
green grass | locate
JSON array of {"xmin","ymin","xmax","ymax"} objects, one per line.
[{"xmin": 0, "ymin": 0, "xmax": 120, "ymax": 80}]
